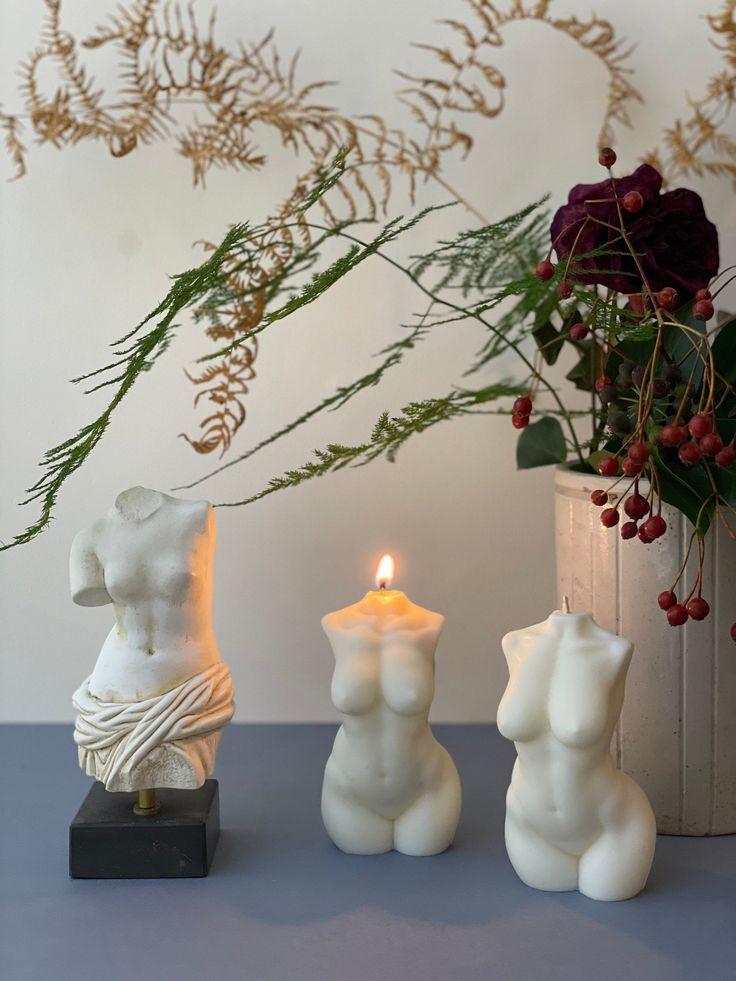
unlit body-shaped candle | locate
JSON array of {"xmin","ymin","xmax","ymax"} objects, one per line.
[
  {"xmin": 497, "ymin": 606, "xmax": 655, "ymax": 901},
  {"xmin": 70, "ymin": 487, "xmax": 234, "ymax": 792},
  {"xmin": 321, "ymin": 556, "xmax": 461, "ymax": 855}
]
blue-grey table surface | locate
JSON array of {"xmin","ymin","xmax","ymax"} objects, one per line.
[{"xmin": 1, "ymin": 724, "xmax": 734, "ymax": 981}]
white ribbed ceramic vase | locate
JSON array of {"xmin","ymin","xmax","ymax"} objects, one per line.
[{"xmin": 555, "ymin": 465, "xmax": 736, "ymax": 835}]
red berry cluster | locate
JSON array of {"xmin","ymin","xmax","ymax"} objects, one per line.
[
  {"xmin": 591, "ymin": 480, "xmax": 666, "ymax": 545},
  {"xmin": 587, "ymin": 280, "xmax": 732, "ymax": 636},
  {"xmin": 591, "ymin": 477, "xmax": 720, "ymax": 629},
  {"xmin": 535, "ymin": 148, "xmax": 735, "ymax": 643},
  {"xmin": 511, "ymin": 395, "xmax": 532, "ymax": 430},
  {"xmin": 693, "ymin": 286, "xmax": 715, "ymax": 322},
  {"xmin": 591, "ymin": 408, "xmax": 735, "ymax": 632},
  {"xmin": 657, "ymin": 589, "xmax": 710, "ymax": 627},
  {"xmin": 659, "ymin": 413, "xmax": 735, "ymax": 468}
]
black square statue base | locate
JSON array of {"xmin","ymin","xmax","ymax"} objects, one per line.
[{"xmin": 69, "ymin": 779, "xmax": 220, "ymax": 879}]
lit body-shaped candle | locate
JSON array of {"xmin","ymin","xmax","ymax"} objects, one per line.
[
  {"xmin": 321, "ymin": 556, "xmax": 462, "ymax": 855},
  {"xmin": 497, "ymin": 603, "xmax": 656, "ymax": 901}
]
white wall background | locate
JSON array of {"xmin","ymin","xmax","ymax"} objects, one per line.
[{"xmin": 1, "ymin": 0, "xmax": 734, "ymax": 722}]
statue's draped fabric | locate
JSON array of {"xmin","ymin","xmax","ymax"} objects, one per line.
[{"xmin": 73, "ymin": 663, "xmax": 234, "ymax": 789}]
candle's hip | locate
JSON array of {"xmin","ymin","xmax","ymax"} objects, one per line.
[
  {"xmin": 507, "ymin": 749, "xmax": 637, "ymax": 853},
  {"xmin": 327, "ymin": 719, "xmax": 448, "ymax": 820}
]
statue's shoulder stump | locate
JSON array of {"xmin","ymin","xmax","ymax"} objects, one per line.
[{"xmin": 69, "ymin": 779, "xmax": 220, "ymax": 878}]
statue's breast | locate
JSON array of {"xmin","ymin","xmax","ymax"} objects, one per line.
[
  {"xmin": 497, "ymin": 640, "xmax": 553, "ymax": 743},
  {"xmin": 547, "ymin": 648, "xmax": 615, "ymax": 749},
  {"xmin": 496, "ymin": 688, "xmax": 547, "ymax": 743},
  {"xmin": 331, "ymin": 641, "xmax": 381, "ymax": 715},
  {"xmin": 149, "ymin": 557, "xmax": 197, "ymax": 604},
  {"xmin": 101, "ymin": 553, "xmax": 197, "ymax": 607},
  {"xmin": 100, "ymin": 558, "xmax": 144, "ymax": 605},
  {"xmin": 380, "ymin": 640, "xmax": 434, "ymax": 716}
]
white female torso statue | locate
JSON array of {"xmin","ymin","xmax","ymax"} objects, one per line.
[
  {"xmin": 321, "ymin": 589, "xmax": 461, "ymax": 856},
  {"xmin": 497, "ymin": 609, "xmax": 655, "ymax": 901},
  {"xmin": 71, "ymin": 487, "xmax": 234, "ymax": 792}
]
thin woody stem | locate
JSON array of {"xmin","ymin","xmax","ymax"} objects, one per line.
[{"xmin": 322, "ymin": 230, "xmax": 585, "ymax": 465}]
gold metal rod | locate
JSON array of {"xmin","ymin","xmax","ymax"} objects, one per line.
[{"xmin": 133, "ymin": 787, "xmax": 161, "ymax": 817}]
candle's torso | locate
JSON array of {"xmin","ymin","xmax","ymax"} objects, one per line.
[
  {"xmin": 506, "ymin": 736, "xmax": 627, "ymax": 853},
  {"xmin": 498, "ymin": 614, "xmax": 629, "ymax": 849},
  {"xmin": 71, "ymin": 490, "xmax": 221, "ymax": 702},
  {"xmin": 322, "ymin": 589, "xmax": 461, "ymax": 853},
  {"xmin": 498, "ymin": 610, "xmax": 655, "ymax": 900},
  {"xmin": 332, "ymin": 704, "xmax": 445, "ymax": 818},
  {"xmin": 326, "ymin": 596, "xmax": 443, "ymax": 817}
]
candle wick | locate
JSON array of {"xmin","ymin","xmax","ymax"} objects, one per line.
[{"xmin": 562, "ymin": 595, "xmax": 571, "ymax": 614}]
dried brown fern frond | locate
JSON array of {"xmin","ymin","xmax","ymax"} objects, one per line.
[
  {"xmin": 82, "ymin": 7, "xmax": 350, "ymax": 187},
  {"xmin": 710, "ymin": 0, "xmax": 736, "ymax": 71},
  {"xmin": 179, "ymin": 123, "xmax": 268, "ymax": 185},
  {"xmin": 182, "ymin": 348, "xmax": 256, "ymax": 455},
  {"xmin": 9, "ymin": 0, "xmax": 440, "ymax": 206},
  {"xmin": 648, "ymin": 1, "xmax": 736, "ymax": 188},
  {"xmin": 0, "ymin": 110, "xmax": 26, "ymax": 180},
  {"xmin": 398, "ymin": 0, "xmax": 642, "ymax": 165},
  {"xmin": 180, "ymin": 172, "xmax": 312, "ymax": 455},
  {"xmin": 8, "ymin": 1, "xmax": 432, "ymax": 455},
  {"xmin": 18, "ymin": 0, "xmax": 166, "ymax": 159},
  {"xmin": 6, "ymin": 0, "xmax": 731, "ymax": 461},
  {"xmin": 0, "ymin": 0, "xmax": 639, "ymax": 454},
  {"xmin": 546, "ymin": 10, "xmax": 642, "ymax": 146}
]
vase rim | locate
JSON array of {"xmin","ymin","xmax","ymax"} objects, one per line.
[{"xmin": 554, "ymin": 463, "xmax": 650, "ymax": 494}]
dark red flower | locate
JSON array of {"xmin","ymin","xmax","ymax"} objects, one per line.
[
  {"xmin": 629, "ymin": 188, "xmax": 720, "ymax": 297},
  {"xmin": 550, "ymin": 164, "xmax": 719, "ymax": 299}
]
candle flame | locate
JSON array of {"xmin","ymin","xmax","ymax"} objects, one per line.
[{"xmin": 375, "ymin": 554, "xmax": 395, "ymax": 590}]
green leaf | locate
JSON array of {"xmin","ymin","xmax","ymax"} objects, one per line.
[
  {"xmin": 532, "ymin": 318, "xmax": 564, "ymax": 365},
  {"xmin": 652, "ymin": 446, "xmax": 715, "ymax": 532},
  {"xmin": 713, "ymin": 461, "xmax": 736, "ymax": 509},
  {"xmin": 517, "ymin": 416, "xmax": 567, "ymax": 469},
  {"xmin": 712, "ymin": 315, "xmax": 736, "ymax": 386},
  {"xmin": 566, "ymin": 339, "xmax": 605, "ymax": 392},
  {"xmin": 537, "ymin": 305, "xmax": 585, "ymax": 369},
  {"xmin": 665, "ymin": 302, "xmax": 706, "ymax": 391}
]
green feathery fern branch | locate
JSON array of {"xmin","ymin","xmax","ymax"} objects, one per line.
[
  {"xmin": 217, "ymin": 384, "xmax": 525, "ymax": 508},
  {"xmin": 173, "ymin": 195, "xmax": 559, "ymax": 494},
  {"xmin": 2, "ymin": 221, "xmax": 249, "ymax": 550},
  {"xmin": 8, "ymin": 151, "xmax": 714, "ymax": 547},
  {"xmin": 2, "ymin": 151, "xmax": 435, "ymax": 549}
]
